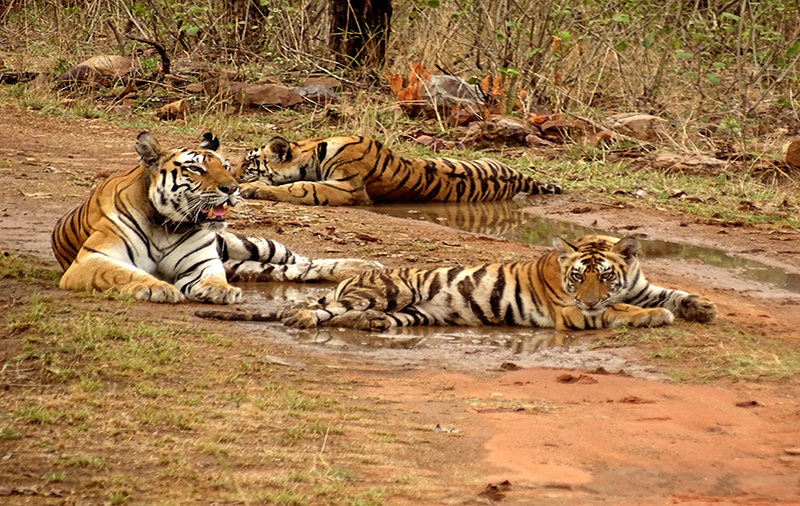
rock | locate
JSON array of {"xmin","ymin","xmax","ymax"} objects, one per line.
[
  {"xmin": 292, "ymin": 84, "xmax": 339, "ymax": 103},
  {"xmin": 539, "ymin": 118, "xmax": 589, "ymax": 142},
  {"xmin": 781, "ymin": 140, "xmax": 800, "ymax": 167},
  {"xmin": 29, "ymin": 72, "xmax": 51, "ymax": 92},
  {"xmin": 78, "ymin": 55, "xmax": 132, "ymax": 77},
  {"xmin": 608, "ymin": 113, "xmax": 667, "ymax": 140},
  {"xmin": 586, "ymin": 129, "xmax": 627, "ymax": 147},
  {"xmin": 55, "ymin": 65, "xmax": 110, "ymax": 89},
  {"xmin": 419, "ymin": 75, "xmax": 485, "ymax": 112},
  {"xmin": 652, "ymin": 152, "xmax": 726, "ymax": 175},
  {"xmin": 237, "ymin": 84, "xmax": 304, "ymax": 108},
  {"xmin": 525, "ymin": 134, "xmax": 557, "ymax": 147},
  {"xmin": 184, "ymin": 83, "xmax": 204, "ymax": 94},
  {"xmin": 482, "ymin": 115, "xmax": 536, "ymax": 144},
  {"xmin": 303, "ymin": 76, "xmax": 342, "ymax": 89},
  {"xmin": 448, "ymin": 103, "xmax": 483, "ymax": 126}
]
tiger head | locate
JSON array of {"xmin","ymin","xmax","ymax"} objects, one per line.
[
  {"xmin": 554, "ymin": 235, "xmax": 640, "ymax": 316},
  {"xmin": 236, "ymin": 136, "xmax": 322, "ymax": 185},
  {"xmin": 135, "ymin": 132, "xmax": 240, "ymax": 230}
]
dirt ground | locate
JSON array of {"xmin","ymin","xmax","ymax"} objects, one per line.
[{"xmin": 2, "ymin": 104, "xmax": 800, "ymax": 505}]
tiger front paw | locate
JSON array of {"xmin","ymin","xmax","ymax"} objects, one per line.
[
  {"xmin": 328, "ymin": 310, "xmax": 392, "ymax": 331},
  {"xmin": 630, "ymin": 307, "xmax": 675, "ymax": 328},
  {"xmin": 190, "ymin": 279, "xmax": 242, "ymax": 304},
  {"xmin": 675, "ymin": 295, "xmax": 717, "ymax": 323},
  {"xmin": 281, "ymin": 309, "xmax": 320, "ymax": 329},
  {"xmin": 240, "ymin": 183, "xmax": 274, "ymax": 200},
  {"xmin": 123, "ymin": 281, "xmax": 185, "ymax": 303}
]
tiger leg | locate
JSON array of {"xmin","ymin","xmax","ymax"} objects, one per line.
[
  {"xmin": 160, "ymin": 239, "xmax": 241, "ymax": 304},
  {"xmin": 559, "ymin": 304, "xmax": 674, "ymax": 330},
  {"xmin": 220, "ymin": 231, "xmax": 383, "ymax": 283},
  {"xmin": 627, "ymin": 285, "xmax": 717, "ymax": 323},
  {"xmin": 239, "ymin": 180, "xmax": 369, "ymax": 206},
  {"xmin": 61, "ymin": 251, "xmax": 184, "ymax": 303},
  {"xmin": 281, "ymin": 299, "xmax": 353, "ymax": 328}
]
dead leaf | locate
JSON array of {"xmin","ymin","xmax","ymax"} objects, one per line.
[
  {"xmin": 21, "ymin": 191, "xmax": 52, "ymax": 198},
  {"xmin": 619, "ymin": 396, "xmax": 654, "ymax": 404},
  {"xmin": 354, "ymin": 233, "xmax": 379, "ymax": 242},
  {"xmin": 735, "ymin": 400, "xmax": 763, "ymax": 408},
  {"xmin": 556, "ymin": 373, "xmax": 597, "ymax": 384}
]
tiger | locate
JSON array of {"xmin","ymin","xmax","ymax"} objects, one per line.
[
  {"xmin": 236, "ymin": 135, "xmax": 562, "ymax": 206},
  {"xmin": 277, "ymin": 234, "xmax": 717, "ymax": 331},
  {"xmin": 51, "ymin": 131, "xmax": 382, "ymax": 304}
]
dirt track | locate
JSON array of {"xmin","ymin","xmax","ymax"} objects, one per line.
[{"xmin": 2, "ymin": 104, "xmax": 800, "ymax": 505}]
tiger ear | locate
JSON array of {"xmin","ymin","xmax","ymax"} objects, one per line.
[
  {"xmin": 553, "ymin": 237, "xmax": 577, "ymax": 255},
  {"xmin": 135, "ymin": 132, "xmax": 163, "ymax": 170},
  {"xmin": 613, "ymin": 236, "xmax": 640, "ymax": 262},
  {"xmin": 267, "ymin": 137, "xmax": 292, "ymax": 163},
  {"xmin": 554, "ymin": 237, "xmax": 578, "ymax": 266},
  {"xmin": 200, "ymin": 132, "xmax": 220, "ymax": 151}
]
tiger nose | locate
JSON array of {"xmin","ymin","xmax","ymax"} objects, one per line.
[{"xmin": 220, "ymin": 183, "xmax": 239, "ymax": 195}]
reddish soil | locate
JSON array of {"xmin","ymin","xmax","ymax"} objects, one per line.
[{"xmin": 1, "ymin": 104, "xmax": 800, "ymax": 505}]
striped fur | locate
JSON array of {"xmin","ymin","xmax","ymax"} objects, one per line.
[
  {"xmin": 281, "ymin": 235, "xmax": 717, "ymax": 330},
  {"xmin": 236, "ymin": 136, "xmax": 562, "ymax": 205},
  {"xmin": 52, "ymin": 132, "xmax": 382, "ymax": 304}
]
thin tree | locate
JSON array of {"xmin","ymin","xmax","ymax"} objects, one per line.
[{"xmin": 329, "ymin": 0, "xmax": 392, "ymax": 68}]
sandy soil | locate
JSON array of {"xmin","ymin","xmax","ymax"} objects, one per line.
[{"xmin": 1, "ymin": 104, "xmax": 800, "ymax": 505}]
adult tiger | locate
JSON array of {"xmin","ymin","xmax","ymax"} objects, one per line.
[
  {"xmin": 52, "ymin": 132, "xmax": 381, "ymax": 304},
  {"xmin": 276, "ymin": 235, "xmax": 717, "ymax": 330},
  {"xmin": 236, "ymin": 136, "xmax": 562, "ymax": 205}
]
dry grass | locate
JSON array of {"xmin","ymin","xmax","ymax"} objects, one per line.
[{"xmin": 0, "ymin": 258, "xmax": 481, "ymax": 504}]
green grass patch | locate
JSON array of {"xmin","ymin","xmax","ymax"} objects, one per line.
[
  {"xmin": 593, "ymin": 324, "xmax": 800, "ymax": 382},
  {"xmin": 0, "ymin": 254, "xmax": 61, "ymax": 284}
]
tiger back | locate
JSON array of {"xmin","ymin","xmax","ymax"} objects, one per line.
[
  {"xmin": 280, "ymin": 235, "xmax": 717, "ymax": 331},
  {"xmin": 236, "ymin": 136, "xmax": 562, "ymax": 205}
]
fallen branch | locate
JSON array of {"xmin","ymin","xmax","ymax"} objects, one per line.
[{"xmin": 127, "ymin": 34, "xmax": 170, "ymax": 75}]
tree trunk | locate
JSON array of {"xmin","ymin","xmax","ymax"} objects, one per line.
[{"xmin": 329, "ymin": 0, "xmax": 392, "ymax": 68}]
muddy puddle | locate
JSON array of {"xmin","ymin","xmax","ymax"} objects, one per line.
[
  {"xmin": 366, "ymin": 201, "xmax": 800, "ymax": 295},
  {"xmin": 233, "ymin": 283, "xmax": 669, "ymax": 380}
]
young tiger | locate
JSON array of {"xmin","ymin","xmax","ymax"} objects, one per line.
[
  {"xmin": 236, "ymin": 136, "xmax": 562, "ymax": 205},
  {"xmin": 52, "ymin": 132, "xmax": 381, "ymax": 304},
  {"xmin": 279, "ymin": 235, "xmax": 717, "ymax": 331}
]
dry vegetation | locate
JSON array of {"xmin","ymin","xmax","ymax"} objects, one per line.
[
  {"xmin": 1, "ymin": 0, "xmax": 798, "ymax": 227},
  {"xmin": 2, "ymin": 2, "xmax": 800, "ymax": 504}
]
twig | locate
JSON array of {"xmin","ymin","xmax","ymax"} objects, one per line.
[{"xmin": 127, "ymin": 34, "xmax": 171, "ymax": 75}]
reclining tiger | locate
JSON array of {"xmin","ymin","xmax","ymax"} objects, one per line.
[
  {"xmin": 52, "ymin": 132, "xmax": 382, "ymax": 304},
  {"xmin": 197, "ymin": 235, "xmax": 717, "ymax": 330},
  {"xmin": 236, "ymin": 135, "xmax": 562, "ymax": 205}
]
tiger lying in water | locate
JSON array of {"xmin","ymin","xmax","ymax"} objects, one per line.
[
  {"xmin": 275, "ymin": 234, "xmax": 717, "ymax": 330},
  {"xmin": 236, "ymin": 135, "xmax": 562, "ymax": 205},
  {"xmin": 52, "ymin": 132, "xmax": 381, "ymax": 304}
]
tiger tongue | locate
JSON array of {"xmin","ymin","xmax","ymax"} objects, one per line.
[{"xmin": 207, "ymin": 204, "xmax": 228, "ymax": 219}]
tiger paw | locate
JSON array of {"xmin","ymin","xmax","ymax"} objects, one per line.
[
  {"xmin": 541, "ymin": 182, "xmax": 563, "ymax": 194},
  {"xmin": 239, "ymin": 183, "xmax": 274, "ymax": 200},
  {"xmin": 124, "ymin": 281, "xmax": 185, "ymax": 303},
  {"xmin": 281, "ymin": 309, "xmax": 320, "ymax": 329},
  {"xmin": 328, "ymin": 310, "xmax": 391, "ymax": 331},
  {"xmin": 675, "ymin": 295, "xmax": 717, "ymax": 323},
  {"xmin": 190, "ymin": 280, "xmax": 242, "ymax": 304},
  {"xmin": 329, "ymin": 259, "xmax": 385, "ymax": 282},
  {"xmin": 631, "ymin": 308, "xmax": 675, "ymax": 328}
]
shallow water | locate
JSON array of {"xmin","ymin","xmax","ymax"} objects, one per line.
[{"xmin": 367, "ymin": 201, "xmax": 800, "ymax": 294}]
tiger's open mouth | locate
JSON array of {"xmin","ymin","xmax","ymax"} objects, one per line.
[{"xmin": 200, "ymin": 203, "xmax": 229, "ymax": 222}]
